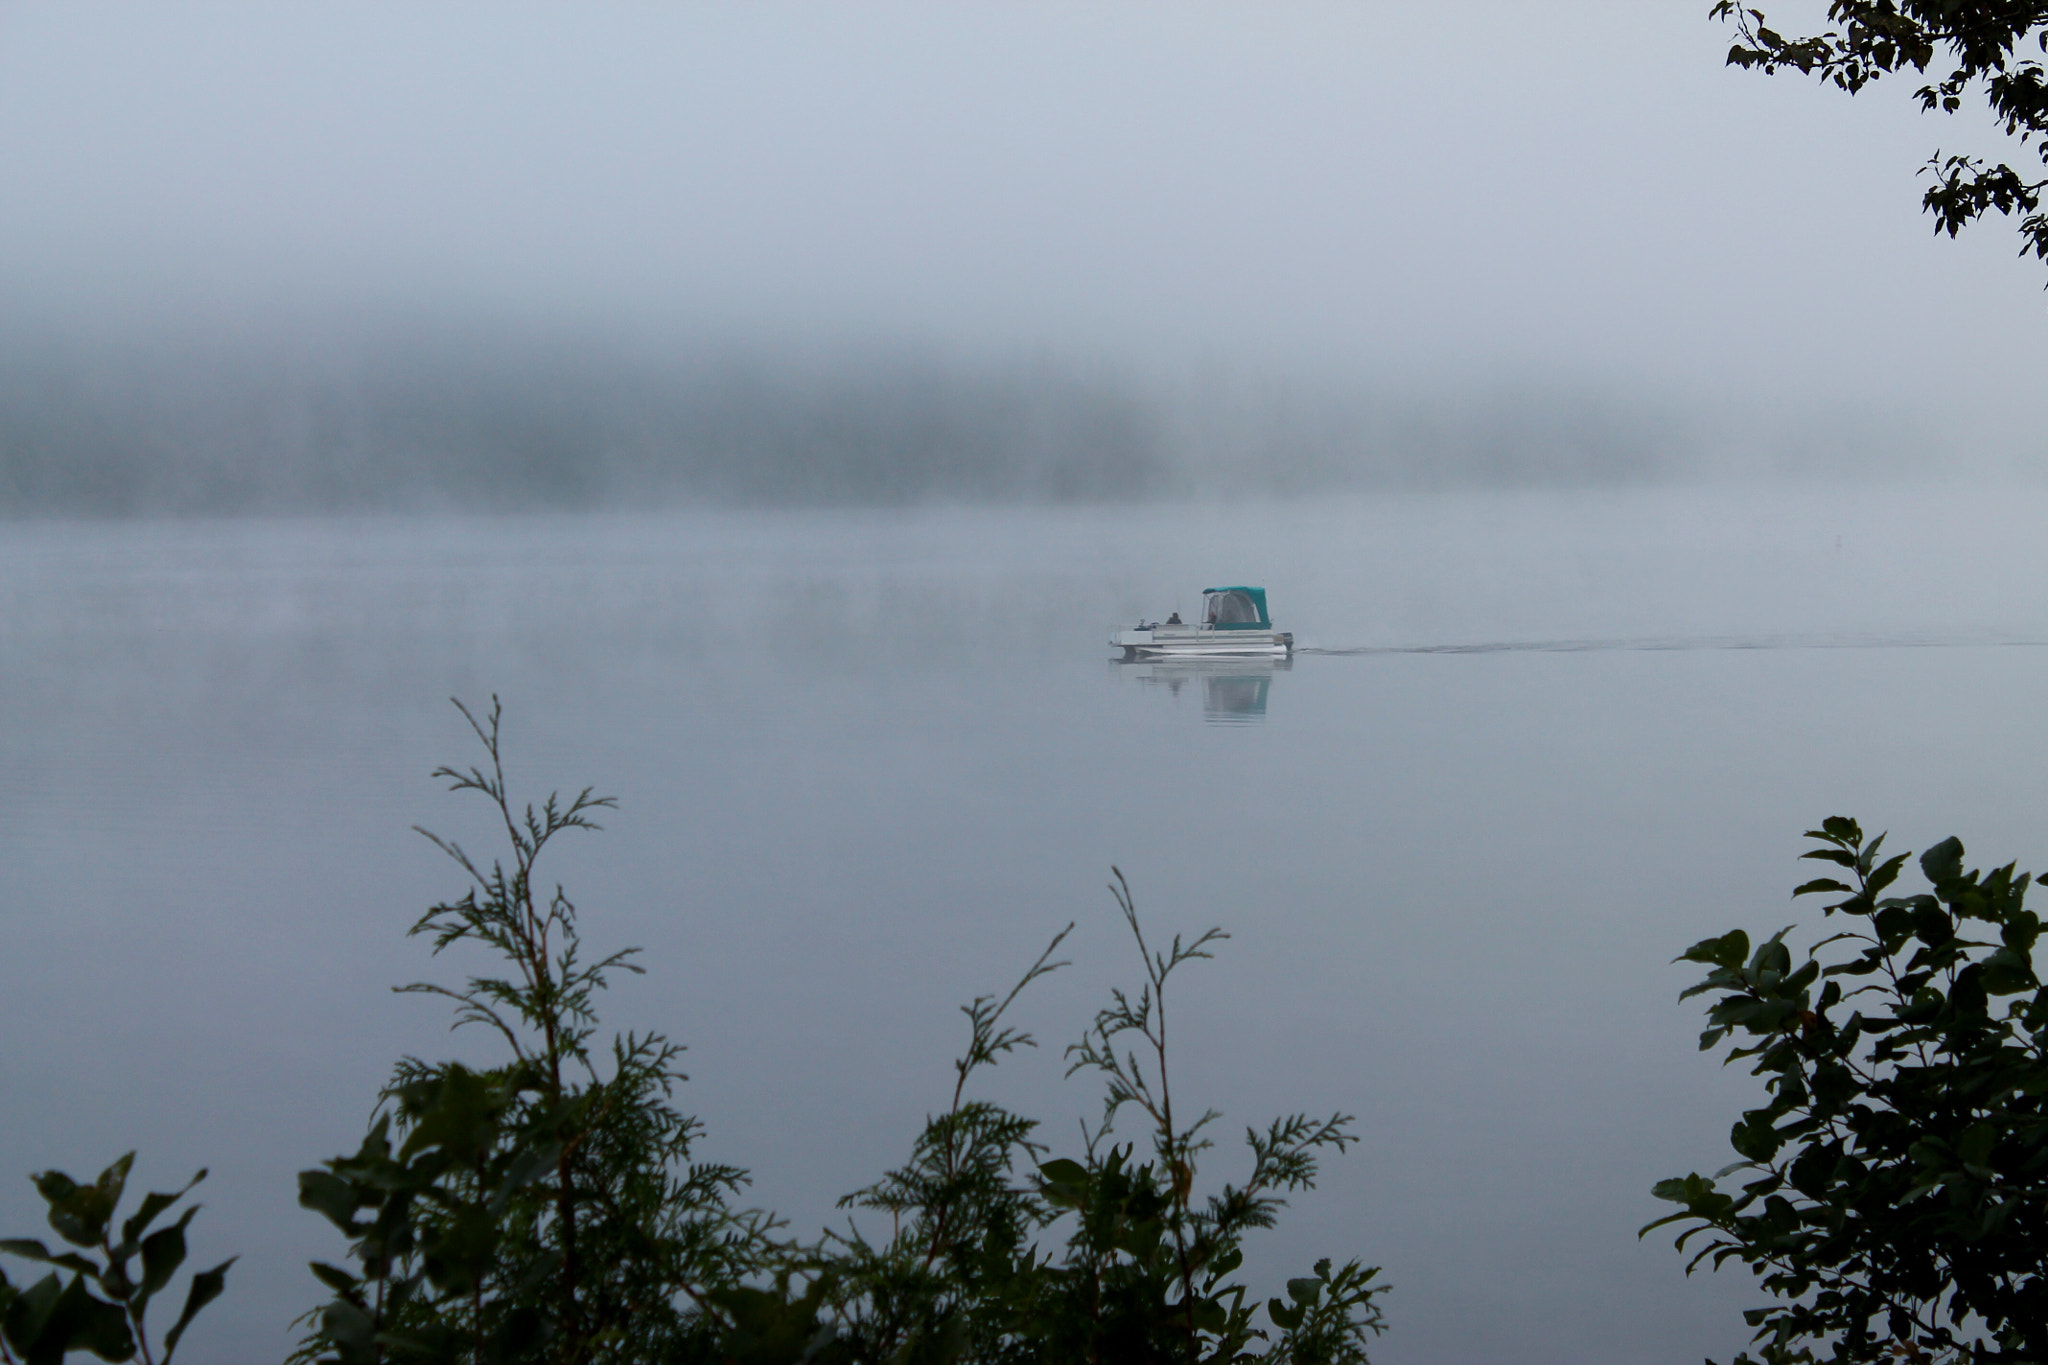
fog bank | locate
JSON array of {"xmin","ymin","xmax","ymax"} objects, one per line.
[{"xmin": 0, "ymin": 309, "xmax": 1943, "ymax": 519}]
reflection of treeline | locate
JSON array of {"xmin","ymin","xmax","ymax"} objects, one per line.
[{"xmin": 0, "ymin": 323, "xmax": 1164, "ymax": 515}]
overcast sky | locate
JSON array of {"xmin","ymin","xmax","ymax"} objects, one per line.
[{"xmin": 2, "ymin": 2, "xmax": 2044, "ymax": 452}]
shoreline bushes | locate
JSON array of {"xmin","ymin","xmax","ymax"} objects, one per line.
[{"xmin": 6, "ymin": 698, "xmax": 1385, "ymax": 1365}]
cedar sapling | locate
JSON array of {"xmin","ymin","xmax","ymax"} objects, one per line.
[{"xmin": 294, "ymin": 697, "xmax": 767, "ymax": 1365}]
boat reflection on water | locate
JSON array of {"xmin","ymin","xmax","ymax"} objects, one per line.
[{"xmin": 1117, "ymin": 656, "xmax": 1291, "ymax": 724}]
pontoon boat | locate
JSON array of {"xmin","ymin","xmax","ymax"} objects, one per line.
[{"xmin": 1112, "ymin": 586, "xmax": 1293, "ymax": 660}]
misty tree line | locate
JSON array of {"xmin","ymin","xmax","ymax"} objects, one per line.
[
  {"xmin": 0, "ymin": 315, "xmax": 1696, "ymax": 518},
  {"xmin": 0, "ymin": 321, "xmax": 1155, "ymax": 514}
]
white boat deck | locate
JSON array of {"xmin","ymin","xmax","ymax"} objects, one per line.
[{"xmin": 1112, "ymin": 624, "xmax": 1292, "ymax": 659}]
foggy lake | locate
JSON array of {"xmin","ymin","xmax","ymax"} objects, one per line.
[
  {"xmin": 8, "ymin": 4, "xmax": 2048, "ymax": 1357},
  {"xmin": 8, "ymin": 483, "xmax": 2048, "ymax": 1364}
]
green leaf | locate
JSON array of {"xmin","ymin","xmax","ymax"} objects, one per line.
[
  {"xmin": 1867, "ymin": 853, "xmax": 1908, "ymax": 896},
  {"xmin": 1678, "ymin": 930, "xmax": 1750, "ymax": 970},
  {"xmin": 1, "ymin": 1271, "xmax": 63, "ymax": 1356},
  {"xmin": 396, "ymin": 1064, "xmax": 507, "ymax": 1166},
  {"xmin": 137, "ymin": 1206, "xmax": 197, "ymax": 1309},
  {"xmin": 1728, "ymin": 1113, "xmax": 1777, "ymax": 1162},
  {"xmin": 161, "ymin": 1256, "xmax": 233, "ymax": 1364},
  {"xmin": 1958, "ymin": 1122, "xmax": 1998, "ymax": 1171},
  {"xmin": 1800, "ymin": 848, "xmax": 1858, "ymax": 868},
  {"xmin": 297, "ymin": 1170, "xmax": 366, "ymax": 1233},
  {"xmin": 1750, "ymin": 931, "xmax": 1793, "ymax": 976},
  {"xmin": 309, "ymin": 1261, "xmax": 359, "ymax": 1295},
  {"xmin": 69, "ymin": 1287, "xmax": 134, "ymax": 1363},
  {"xmin": 1921, "ymin": 837, "xmax": 1965, "ymax": 885},
  {"xmin": 1793, "ymin": 878, "xmax": 1853, "ymax": 897},
  {"xmin": 1037, "ymin": 1158, "xmax": 1089, "ymax": 1186},
  {"xmin": 0, "ymin": 1239, "xmax": 98, "ymax": 1279},
  {"xmin": 1911, "ymin": 899, "xmax": 1954, "ymax": 947},
  {"xmin": 34, "ymin": 1160, "xmax": 126, "ymax": 1249},
  {"xmin": 119, "ymin": 1170, "xmax": 206, "ymax": 1253},
  {"xmin": 27, "ymin": 1275, "xmax": 134, "ymax": 1364}
]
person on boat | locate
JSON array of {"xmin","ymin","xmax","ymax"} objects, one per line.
[{"xmin": 1165, "ymin": 612, "xmax": 1182, "ymax": 625}]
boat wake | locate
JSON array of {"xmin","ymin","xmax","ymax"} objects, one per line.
[{"xmin": 1298, "ymin": 632, "xmax": 2048, "ymax": 656}]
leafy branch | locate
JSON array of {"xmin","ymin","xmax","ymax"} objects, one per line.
[
  {"xmin": 1709, "ymin": 2, "xmax": 2048, "ymax": 264},
  {"xmin": 0, "ymin": 1155, "xmax": 232, "ymax": 1365},
  {"xmin": 1650, "ymin": 817, "xmax": 2048, "ymax": 1364}
]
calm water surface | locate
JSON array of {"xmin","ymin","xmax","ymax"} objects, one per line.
[{"xmin": 6, "ymin": 485, "xmax": 2048, "ymax": 1364}]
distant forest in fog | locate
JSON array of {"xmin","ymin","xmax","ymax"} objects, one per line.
[{"xmin": 0, "ymin": 309, "xmax": 1856, "ymax": 517}]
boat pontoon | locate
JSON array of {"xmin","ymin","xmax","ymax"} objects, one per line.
[{"xmin": 1112, "ymin": 586, "xmax": 1293, "ymax": 660}]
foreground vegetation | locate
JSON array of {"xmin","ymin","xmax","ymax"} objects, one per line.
[
  {"xmin": 1, "ymin": 700, "xmax": 1385, "ymax": 1365},
  {"xmin": 1651, "ymin": 820, "xmax": 2048, "ymax": 1363},
  {"xmin": 10, "ymin": 702, "xmax": 2048, "ymax": 1365},
  {"xmin": 1710, "ymin": 1, "xmax": 2048, "ymax": 266}
]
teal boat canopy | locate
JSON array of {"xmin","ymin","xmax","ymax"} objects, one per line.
[{"xmin": 1201, "ymin": 586, "xmax": 1270, "ymax": 630}]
